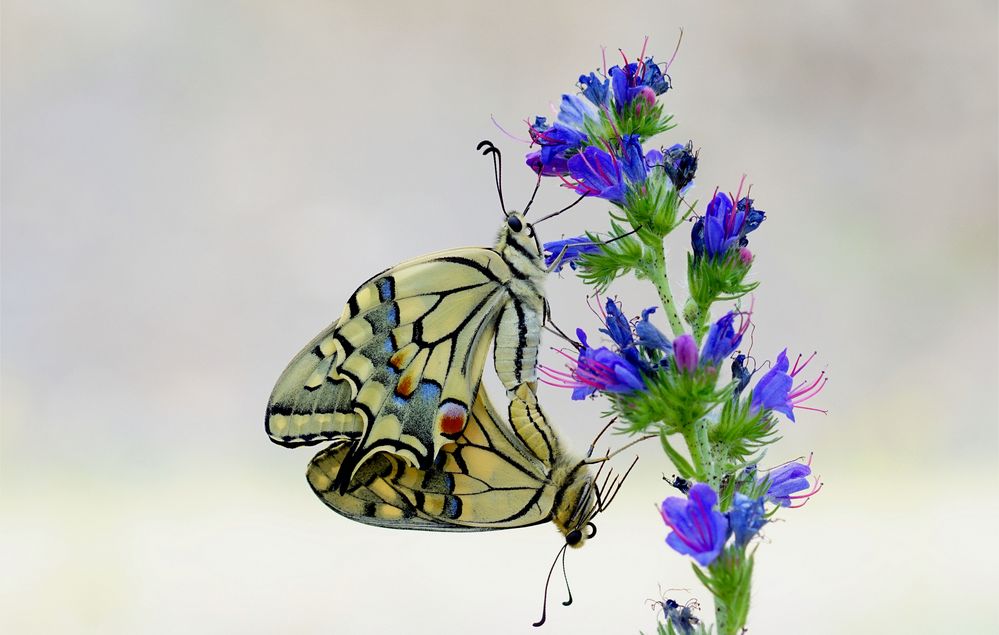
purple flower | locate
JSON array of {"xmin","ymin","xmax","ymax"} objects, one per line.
[
  {"xmin": 578, "ymin": 71, "xmax": 611, "ymax": 107},
  {"xmin": 527, "ymin": 116, "xmax": 587, "ymax": 177},
  {"xmin": 691, "ymin": 188, "xmax": 767, "ymax": 262},
  {"xmin": 539, "ymin": 329, "xmax": 645, "ymax": 400},
  {"xmin": 566, "ymin": 146, "xmax": 627, "ymax": 203},
  {"xmin": 636, "ymin": 307, "xmax": 672, "ymax": 354},
  {"xmin": 556, "ymin": 94, "xmax": 597, "ymax": 129},
  {"xmin": 609, "ymin": 58, "xmax": 669, "ymax": 113},
  {"xmin": 700, "ymin": 311, "xmax": 744, "ymax": 366},
  {"xmin": 727, "ymin": 493, "xmax": 767, "ymax": 547},
  {"xmin": 620, "ymin": 134, "xmax": 649, "ymax": 184},
  {"xmin": 542, "ymin": 236, "xmax": 601, "ymax": 273},
  {"xmin": 750, "ymin": 349, "xmax": 827, "ymax": 422},
  {"xmin": 599, "ymin": 298, "xmax": 633, "ymax": 349},
  {"xmin": 673, "ymin": 334, "xmax": 698, "ymax": 374},
  {"xmin": 660, "ymin": 483, "xmax": 730, "ymax": 566},
  {"xmin": 765, "ymin": 461, "xmax": 817, "ymax": 507}
]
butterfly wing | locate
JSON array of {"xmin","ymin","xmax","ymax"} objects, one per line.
[
  {"xmin": 305, "ymin": 383, "xmax": 557, "ymax": 531},
  {"xmin": 266, "ymin": 247, "xmax": 516, "ymax": 482}
]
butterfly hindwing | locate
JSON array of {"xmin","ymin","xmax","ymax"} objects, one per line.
[{"xmin": 306, "ymin": 383, "xmax": 560, "ymax": 531}]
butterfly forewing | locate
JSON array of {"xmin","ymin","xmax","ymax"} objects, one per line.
[{"xmin": 266, "ymin": 247, "xmax": 523, "ymax": 475}]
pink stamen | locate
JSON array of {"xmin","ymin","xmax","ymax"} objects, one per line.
[
  {"xmin": 666, "ymin": 29, "xmax": 683, "ymax": 71},
  {"xmin": 492, "ymin": 115, "xmax": 531, "ymax": 144},
  {"xmin": 639, "ymin": 35, "xmax": 649, "ymax": 67},
  {"xmin": 790, "ymin": 372, "xmax": 826, "ymax": 402},
  {"xmin": 787, "ymin": 479, "xmax": 823, "ymax": 509},
  {"xmin": 790, "ymin": 351, "xmax": 817, "ymax": 377},
  {"xmin": 601, "ymin": 46, "xmax": 608, "ymax": 76}
]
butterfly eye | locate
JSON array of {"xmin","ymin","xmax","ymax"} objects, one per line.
[
  {"xmin": 506, "ymin": 215, "xmax": 523, "ymax": 233},
  {"xmin": 565, "ymin": 529, "xmax": 583, "ymax": 546}
]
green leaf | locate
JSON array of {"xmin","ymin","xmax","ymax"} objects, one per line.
[{"xmin": 660, "ymin": 429, "xmax": 695, "ymax": 479}]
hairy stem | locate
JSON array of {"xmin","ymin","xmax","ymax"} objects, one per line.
[{"xmin": 646, "ymin": 246, "xmax": 685, "ymax": 338}]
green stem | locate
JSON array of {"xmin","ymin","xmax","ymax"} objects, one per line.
[
  {"xmin": 682, "ymin": 419, "xmax": 716, "ymax": 485},
  {"xmin": 646, "ymin": 246, "xmax": 685, "ymax": 337}
]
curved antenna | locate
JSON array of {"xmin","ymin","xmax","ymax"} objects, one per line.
[
  {"xmin": 533, "ymin": 543, "xmax": 569, "ymax": 627},
  {"xmin": 476, "ymin": 140, "xmax": 507, "ymax": 215},
  {"xmin": 560, "ymin": 546, "xmax": 573, "ymax": 607}
]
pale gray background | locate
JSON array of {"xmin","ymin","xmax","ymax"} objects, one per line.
[{"xmin": 3, "ymin": 1, "xmax": 997, "ymax": 633}]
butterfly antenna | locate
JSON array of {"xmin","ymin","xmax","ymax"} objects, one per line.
[
  {"xmin": 560, "ymin": 545, "xmax": 573, "ymax": 607},
  {"xmin": 476, "ymin": 140, "xmax": 507, "ymax": 215},
  {"xmin": 583, "ymin": 433, "xmax": 655, "ymax": 465},
  {"xmin": 523, "ymin": 168, "xmax": 544, "ymax": 216},
  {"xmin": 533, "ymin": 543, "xmax": 569, "ymax": 627},
  {"xmin": 532, "ymin": 194, "xmax": 587, "ymax": 225}
]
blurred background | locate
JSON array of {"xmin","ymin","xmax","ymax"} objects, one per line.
[{"xmin": 2, "ymin": 1, "xmax": 996, "ymax": 633}]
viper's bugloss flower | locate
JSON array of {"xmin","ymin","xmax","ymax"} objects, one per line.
[
  {"xmin": 564, "ymin": 145, "xmax": 626, "ymax": 202},
  {"xmin": 660, "ymin": 483, "xmax": 729, "ymax": 566},
  {"xmin": 620, "ymin": 134, "xmax": 650, "ymax": 184},
  {"xmin": 539, "ymin": 329, "xmax": 645, "ymax": 400},
  {"xmin": 600, "ymin": 297, "xmax": 634, "ymax": 350},
  {"xmin": 765, "ymin": 459, "xmax": 823, "ymax": 508},
  {"xmin": 700, "ymin": 311, "xmax": 749, "ymax": 366},
  {"xmin": 636, "ymin": 307, "xmax": 672, "ymax": 354},
  {"xmin": 728, "ymin": 493, "xmax": 767, "ymax": 547},
  {"xmin": 542, "ymin": 236, "xmax": 601, "ymax": 273},
  {"xmin": 750, "ymin": 349, "xmax": 828, "ymax": 422},
  {"xmin": 557, "ymin": 93, "xmax": 597, "ymax": 129},
  {"xmin": 578, "ymin": 71, "xmax": 611, "ymax": 107},
  {"xmin": 527, "ymin": 116, "xmax": 587, "ymax": 177},
  {"xmin": 662, "ymin": 141, "xmax": 698, "ymax": 191},
  {"xmin": 609, "ymin": 58, "xmax": 670, "ymax": 113},
  {"xmin": 673, "ymin": 334, "xmax": 698, "ymax": 373},
  {"xmin": 691, "ymin": 189, "xmax": 767, "ymax": 262}
]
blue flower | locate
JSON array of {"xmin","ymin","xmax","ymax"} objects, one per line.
[
  {"xmin": 727, "ymin": 493, "xmax": 767, "ymax": 547},
  {"xmin": 750, "ymin": 349, "xmax": 827, "ymax": 422},
  {"xmin": 527, "ymin": 116, "xmax": 588, "ymax": 177},
  {"xmin": 599, "ymin": 298, "xmax": 633, "ymax": 349},
  {"xmin": 691, "ymin": 190, "xmax": 767, "ymax": 262},
  {"xmin": 609, "ymin": 58, "xmax": 669, "ymax": 113},
  {"xmin": 578, "ymin": 71, "xmax": 611, "ymax": 107},
  {"xmin": 765, "ymin": 461, "xmax": 812, "ymax": 507},
  {"xmin": 700, "ymin": 311, "xmax": 743, "ymax": 366},
  {"xmin": 620, "ymin": 134, "xmax": 649, "ymax": 184},
  {"xmin": 662, "ymin": 142, "xmax": 698, "ymax": 191},
  {"xmin": 750, "ymin": 349, "xmax": 795, "ymax": 419},
  {"xmin": 636, "ymin": 307, "xmax": 672, "ymax": 354},
  {"xmin": 542, "ymin": 236, "xmax": 601, "ymax": 273},
  {"xmin": 566, "ymin": 146, "xmax": 627, "ymax": 203},
  {"xmin": 672, "ymin": 334, "xmax": 698, "ymax": 374},
  {"xmin": 660, "ymin": 483, "xmax": 730, "ymax": 566},
  {"xmin": 538, "ymin": 329, "xmax": 645, "ymax": 400},
  {"xmin": 556, "ymin": 94, "xmax": 597, "ymax": 129}
]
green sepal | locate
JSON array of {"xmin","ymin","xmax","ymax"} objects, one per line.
[
  {"xmin": 709, "ymin": 396, "xmax": 780, "ymax": 468},
  {"xmin": 623, "ymin": 172, "xmax": 683, "ymax": 243},
  {"xmin": 615, "ymin": 366, "xmax": 725, "ymax": 435},
  {"xmin": 582, "ymin": 102, "xmax": 675, "ymax": 144},
  {"xmin": 575, "ymin": 221, "xmax": 644, "ymax": 292},
  {"xmin": 687, "ymin": 250, "xmax": 758, "ymax": 308}
]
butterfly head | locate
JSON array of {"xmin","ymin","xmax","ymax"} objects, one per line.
[
  {"xmin": 550, "ymin": 461, "xmax": 599, "ymax": 549},
  {"xmin": 497, "ymin": 212, "xmax": 544, "ymax": 275}
]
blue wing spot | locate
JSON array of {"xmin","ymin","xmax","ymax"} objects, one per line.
[
  {"xmin": 418, "ymin": 382, "xmax": 442, "ymax": 403},
  {"xmin": 443, "ymin": 494, "xmax": 462, "ymax": 519},
  {"xmin": 443, "ymin": 473, "xmax": 455, "ymax": 492},
  {"xmin": 386, "ymin": 304, "xmax": 399, "ymax": 327},
  {"xmin": 378, "ymin": 278, "xmax": 394, "ymax": 301},
  {"xmin": 383, "ymin": 339, "xmax": 394, "ymax": 354}
]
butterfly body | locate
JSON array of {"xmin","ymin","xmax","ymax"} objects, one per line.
[{"xmin": 265, "ymin": 213, "xmax": 548, "ymax": 489}]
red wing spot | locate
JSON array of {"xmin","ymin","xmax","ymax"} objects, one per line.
[
  {"xmin": 396, "ymin": 376, "xmax": 416, "ymax": 398},
  {"xmin": 439, "ymin": 403, "xmax": 468, "ymax": 437},
  {"xmin": 389, "ymin": 351, "xmax": 405, "ymax": 370}
]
